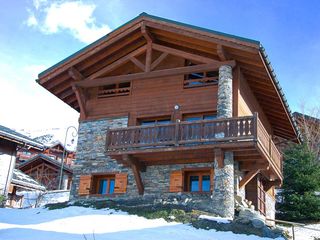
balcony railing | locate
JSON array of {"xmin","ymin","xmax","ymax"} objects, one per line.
[{"xmin": 106, "ymin": 114, "xmax": 282, "ymax": 172}]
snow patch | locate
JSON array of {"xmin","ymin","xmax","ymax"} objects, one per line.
[{"xmin": 199, "ymin": 215, "xmax": 232, "ymax": 224}]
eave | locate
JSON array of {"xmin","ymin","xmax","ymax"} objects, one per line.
[{"xmin": 36, "ymin": 12, "xmax": 300, "ymax": 142}]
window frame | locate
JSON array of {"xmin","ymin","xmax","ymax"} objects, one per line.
[
  {"xmin": 182, "ymin": 168, "xmax": 213, "ymax": 193},
  {"xmin": 182, "ymin": 112, "xmax": 217, "ymax": 122},
  {"xmin": 97, "ymin": 81, "xmax": 131, "ymax": 99},
  {"xmin": 92, "ymin": 174, "xmax": 116, "ymax": 195},
  {"xmin": 138, "ymin": 116, "xmax": 172, "ymax": 126}
]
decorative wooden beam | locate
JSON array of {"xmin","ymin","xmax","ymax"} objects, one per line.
[
  {"xmin": 68, "ymin": 67, "xmax": 85, "ymax": 81},
  {"xmin": 153, "ymin": 43, "xmax": 220, "ymax": 64},
  {"xmin": 130, "ymin": 57, "xmax": 145, "ymax": 71},
  {"xmin": 239, "ymin": 169, "xmax": 260, "ymax": 189},
  {"xmin": 72, "ymin": 85, "xmax": 87, "ymax": 118},
  {"xmin": 151, "ymin": 52, "xmax": 168, "ymax": 70},
  {"xmin": 217, "ymin": 45, "xmax": 228, "ymax": 61},
  {"xmin": 68, "ymin": 67, "xmax": 87, "ymax": 118},
  {"xmin": 76, "ymin": 61, "xmax": 235, "ymax": 88},
  {"xmin": 141, "ymin": 22, "xmax": 153, "ymax": 43},
  {"xmin": 123, "ymin": 155, "xmax": 145, "ymax": 195},
  {"xmin": 88, "ymin": 45, "xmax": 147, "ymax": 80},
  {"xmin": 145, "ymin": 43, "xmax": 152, "ymax": 72},
  {"xmin": 214, "ymin": 148, "xmax": 224, "ymax": 168}
]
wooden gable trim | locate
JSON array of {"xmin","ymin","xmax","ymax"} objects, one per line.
[
  {"xmin": 152, "ymin": 43, "xmax": 220, "ymax": 64},
  {"xmin": 130, "ymin": 57, "xmax": 145, "ymax": 71},
  {"xmin": 144, "ymin": 20, "xmax": 259, "ymax": 53},
  {"xmin": 151, "ymin": 52, "xmax": 168, "ymax": 70},
  {"xmin": 38, "ymin": 18, "xmax": 145, "ymax": 83},
  {"xmin": 76, "ymin": 61, "xmax": 235, "ymax": 88},
  {"xmin": 88, "ymin": 45, "xmax": 147, "ymax": 80}
]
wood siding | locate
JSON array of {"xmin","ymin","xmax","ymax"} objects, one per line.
[{"xmin": 85, "ymin": 55, "xmax": 218, "ymax": 122}]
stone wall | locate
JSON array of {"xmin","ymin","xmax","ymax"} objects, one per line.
[{"xmin": 265, "ymin": 192, "xmax": 275, "ymax": 221}]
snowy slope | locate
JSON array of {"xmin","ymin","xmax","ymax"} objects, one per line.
[{"xmin": 0, "ymin": 206, "xmax": 283, "ymax": 240}]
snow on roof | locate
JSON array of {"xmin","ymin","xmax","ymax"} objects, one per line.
[
  {"xmin": 0, "ymin": 124, "xmax": 44, "ymax": 150},
  {"xmin": 11, "ymin": 169, "xmax": 46, "ymax": 191}
]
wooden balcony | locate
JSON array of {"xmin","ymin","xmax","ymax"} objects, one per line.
[{"xmin": 106, "ymin": 113, "xmax": 283, "ymax": 180}]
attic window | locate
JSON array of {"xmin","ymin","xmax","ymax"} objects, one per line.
[
  {"xmin": 97, "ymin": 82, "xmax": 131, "ymax": 98},
  {"xmin": 184, "ymin": 60, "xmax": 219, "ymax": 88}
]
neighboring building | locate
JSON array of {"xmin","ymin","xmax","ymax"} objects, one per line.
[
  {"xmin": 6, "ymin": 169, "xmax": 45, "ymax": 208},
  {"xmin": 36, "ymin": 13, "xmax": 300, "ymax": 219},
  {"xmin": 17, "ymin": 141, "xmax": 75, "ymax": 167},
  {"xmin": 0, "ymin": 124, "xmax": 43, "ymax": 198},
  {"xmin": 19, "ymin": 154, "xmax": 73, "ymax": 190}
]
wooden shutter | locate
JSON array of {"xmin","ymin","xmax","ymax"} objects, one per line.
[
  {"xmin": 169, "ymin": 170, "xmax": 183, "ymax": 192},
  {"xmin": 78, "ymin": 175, "xmax": 92, "ymax": 195},
  {"xmin": 114, "ymin": 173, "xmax": 128, "ymax": 193}
]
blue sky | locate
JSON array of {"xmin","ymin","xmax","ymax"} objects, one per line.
[{"xmin": 0, "ymin": 0, "xmax": 319, "ymax": 131}]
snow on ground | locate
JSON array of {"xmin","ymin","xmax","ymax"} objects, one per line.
[
  {"xmin": 281, "ymin": 223, "xmax": 320, "ymax": 240},
  {"xmin": 199, "ymin": 215, "xmax": 232, "ymax": 224},
  {"xmin": 0, "ymin": 206, "xmax": 283, "ymax": 240}
]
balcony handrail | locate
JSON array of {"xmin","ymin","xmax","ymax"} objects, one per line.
[{"xmin": 107, "ymin": 115, "xmax": 257, "ymax": 132}]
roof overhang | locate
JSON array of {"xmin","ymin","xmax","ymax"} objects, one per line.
[{"xmin": 37, "ymin": 13, "xmax": 300, "ymax": 142}]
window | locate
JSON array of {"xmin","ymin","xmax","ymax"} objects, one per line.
[
  {"xmin": 183, "ymin": 113, "xmax": 217, "ymax": 122},
  {"xmin": 94, "ymin": 175, "xmax": 115, "ymax": 195},
  {"xmin": 185, "ymin": 169, "xmax": 212, "ymax": 192},
  {"xmin": 139, "ymin": 117, "xmax": 171, "ymax": 126},
  {"xmin": 184, "ymin": 60, "xmax": 219, "ymax": 88},
  {"xmin": 97, "ymin": 82, "xmax": 131, "ymax": 98}
]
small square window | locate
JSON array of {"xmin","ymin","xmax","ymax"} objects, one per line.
[
  {"xmin": 185, "ymin": 169, "xmax": 212, "ymax": 192},
  {"xmin": 94, "ymin": 175, "xmax": 115, "ymax": 195}
]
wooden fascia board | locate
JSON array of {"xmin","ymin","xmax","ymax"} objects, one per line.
[
  {"xmin": 38, "ymin": 20, "xmax": 144, "ymax": 84},
  {"xmin": 88, "ymin": 45, "xmax": 147, "ymax": 80},
  {"xmin": 144, "ymin": 19, "xmax": 259, "ymax": 53},
  {"xmin": 76, "ymin": 61, "xmax": 236, "ymax": 88},
  {"xmin": 258, "ymin": 51, "xmax": 298, "ymax": 141}
]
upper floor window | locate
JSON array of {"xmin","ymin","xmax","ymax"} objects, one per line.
[
  {"xmin": 98, "ymin": 82, "xmax": 131, "ymax": 99},
  {"xmin": 139, "ymin": 117, "xmax": 171, "ymax": 126},
  {"xmin": 184, "ymin": 60, "xmax": 219, "ymax": 88},
  {"xmin": 183, "ymin": 113, "xmax": 217, "ymax": 122}
]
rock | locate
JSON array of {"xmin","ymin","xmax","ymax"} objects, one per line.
[{"xmin": 251, "ymin": 217, "xmax": 265, "ymax": 229}]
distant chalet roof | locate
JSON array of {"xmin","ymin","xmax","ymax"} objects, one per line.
[
  {"xmin": 19, "ymin": 154, "xmax": 73, "ymax": 174},
  {"xmin": 37, "ymin": 12, "xmax": 300, "ymax": 142},
  {"xmin": 0, "ymin": 125, "xmax": 44, "ymax": 150},
  {"xmin": 12, "ymin": 169, "xmax": 46, "ymax": 191}
]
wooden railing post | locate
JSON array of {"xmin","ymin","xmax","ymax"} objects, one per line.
[
  {"xmin": 269, "ymin": 134, "xmax": 272, "ymax": 157},
  {"xmin": 253, "ymin": 112, "xmax": 258, "ymax": 141},
  {"xmin": 174, "ymin": 121, "xmax": 180, "ymax": 146}
]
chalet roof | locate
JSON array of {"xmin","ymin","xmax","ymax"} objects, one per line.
[
  {"xmin": 0, "ymin": 125, "xmax": 44, "ymax": 150},
  {"xmin": 37, "ymin": 12, "xmax": 300, "ymax": 142},
  {"xmin": 46, "ymin": 140, "xmax": 74, "ymax": 153},
  {"xmin": 11, "ymin": 169, "xmax": 46, "ymax": 191},
  {"xmin": 19, "ymin": 154, "xmax": 73, "ymax": 174}
]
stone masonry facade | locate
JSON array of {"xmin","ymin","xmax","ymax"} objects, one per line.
[{"xmin": 70, "ymin": 64, "xmax": 275, "ymax": 219}]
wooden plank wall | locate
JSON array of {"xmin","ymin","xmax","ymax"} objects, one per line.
[
  {"xmin": 85, "ymin": 55, "xmax": 218, "ymax": 123},
  {"xmin": 238, "ymin": 71, "xmax": 273, "ymax": 134}
]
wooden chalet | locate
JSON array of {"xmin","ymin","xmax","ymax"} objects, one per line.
[
  {"xmin": 19, "ymin": 154, "xmax": 73, "ymax": 190},
  {"xmin": 37, "ymin": 13, "xmax": 299, "ymax": 219}
]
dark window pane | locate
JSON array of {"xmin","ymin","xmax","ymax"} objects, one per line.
[
  {"xmin": 141, "ymin": 120, "xmax": 156, "ymax": 126},
  {"xmin": 157, "ymin": 119, "xmax": 171, "ymax": 124},
  {"xmin": 185, "ymin": 116, "xmax": 202, "ymax": 122},
  {"xmin": 202, "ymin": 175, "xmax": 210, "ymax": 192},
  {"xmin": 109, "ymin": 179, "xmax": 115, "ymax": 194},
  {"xmin": 190, "ymin": 176, "xmax": 199, "ymax": 192},
  {"xmin": 98, "ymin": 179, "xmax": 108, "ymax": 194},
  {"xmin": 204, "ymin": 115, "xmax": 217, "ymax": 120},
  {"xmin": 206, "ymin": 71, "xmax": 219, "ymax": 78},
  {"xmin": 119, "ymin": 82, "xmax": 130, "ymax": 88}
]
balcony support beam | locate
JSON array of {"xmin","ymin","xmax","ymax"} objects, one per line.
[
  {"xmin": 239, "ymin": 169, "xmax": 260, "ymax": 189},
  {"xmin": 123, "ymin": 155, "xmax": 145, "ymax": 195}
]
